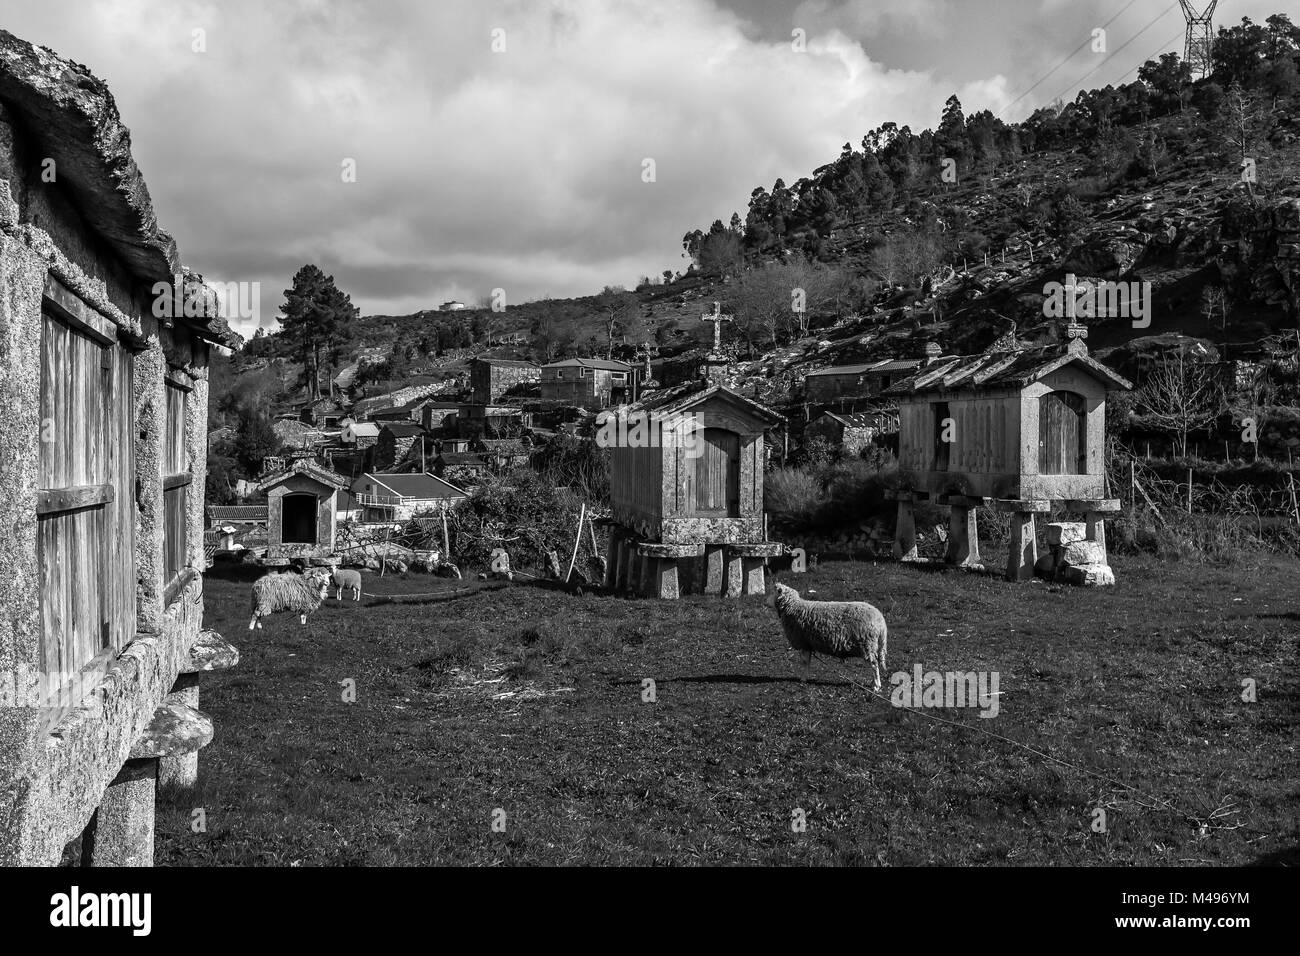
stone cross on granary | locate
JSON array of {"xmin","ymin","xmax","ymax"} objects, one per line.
[
  {"xmin": 1065, "ymin": 317, "xmax": 1088, "ymax": 355},
  {"xmin": 702, "ymin": 301, "xmax": 732, "ymax": 355}
]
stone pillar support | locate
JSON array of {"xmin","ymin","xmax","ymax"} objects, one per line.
[
  {"xmin": 635, "ymin": 543, "xmax": 703, "ymax": 600},
  {"xmin": 891, "ymin": 492, "xmax": 918, "ymax": 562},
  {"xmin": 704, "ymin": 545, "xmax": 726, "ymax": 595},
  {"xmin": 158, "ymin": 630, "xmax": 237, "ymax": 788},
  {"xmin": 940, "ymin": 495, "xmax": 983, "ymax": 568},
  {"xmin": 990, "ymin": 499, "xmax": 1051, "ymax": 582},
  {"xmin": 81, "ymin": 703, "xmax": 213, "ymax": 867}
]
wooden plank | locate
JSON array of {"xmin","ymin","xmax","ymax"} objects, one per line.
[
  {"xmin": 42, "ymin": 275, "xmax": 118, "ymax": 345},
  {"xmin": 164, "ymin": 472, "xmax": 193, "ymax": 491},
  {"xmin": 37, "ymin": 483, "xmax": 113, "ymax": 515},
  {"xmin": 164, "ymin": 567, "xmax": 197, "ymax": 608}
]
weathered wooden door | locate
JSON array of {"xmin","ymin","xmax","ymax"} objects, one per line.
[
  {"xmin": 1038, "ymin": 391, "xmax": 1086, "ymax": 474},
  {"xmin": 37, "ymin": 292, "xmax": 135, "ymax": 720},
  {"xmin": 693, "ymin": 428, "xmax": 740, "ymax": 516}
]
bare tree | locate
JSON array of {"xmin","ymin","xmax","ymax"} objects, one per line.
[
  {"xmin": 729, "ymin": 260, "xmax": 848, "ymax": 350},
  {"xmin": 1200, "ymin": 285, "xmax": 1229, "ymax": 332},
  {"xmin": 1136, "ymin": 350, "xmax": 1225, "ymax": 457},
  {"xmin": 595, "ymin": 286, "xmax": 636, "ymax": 359}
]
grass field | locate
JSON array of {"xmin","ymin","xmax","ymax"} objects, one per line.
[{"xmin": 154, "ymin": 555, "xmax": 1299, "ymax": 866}]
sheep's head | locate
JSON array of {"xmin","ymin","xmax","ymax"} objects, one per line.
[
  {"xmin": 767, "ymin": 582, "xmax": 796, "ymax": 608},
  {"xmin": 304, "ymin": 569, "xmax": 330, "ymax": 599}
]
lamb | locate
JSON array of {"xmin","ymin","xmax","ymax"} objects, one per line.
[
  {"xmin": 249, "ymin": 570, "xmax": 329, "ymax": 630},
  {"xmin": 767, "ymin": 582, "xmax": 888, "ymax": 690},
  {"xmin": 330, "ymin": 568, "xmax": 363, "ymax": 602}
]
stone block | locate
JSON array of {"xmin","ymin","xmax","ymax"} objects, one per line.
[
  {"xmin": 1046, "ymin": 521, "xmax": 1087, "ymax": 547},
  {"xmin": 1061, "ymin": 539, "xmax": 1107, "ymax": 567},
  {"xmin": 1059, "ymin": 564, "xmax": 1116, "ymax": 587}
]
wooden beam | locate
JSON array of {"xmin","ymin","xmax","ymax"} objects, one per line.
[
  {"xmin": 163, "ymin": 567, "xmax": 197, "ymax": 608},
  {"xmin": 163, "ymin": 473, "xmax": 193, "ymax": 491},
  {"xmin": 42, "ymin": 275, "xmax": 118, "ymax": 345},
  {"xmin": 37, "ymin": 483, "xmax": 114, "ymax": 515}
]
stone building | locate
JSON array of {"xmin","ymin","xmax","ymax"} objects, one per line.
[
  {"xmin": 883, "ymin": 327, "xmax": 1130, "ymax": 583},
  {"xmin": 0, "ymin": 30, "xmax": 238, "ymax": 865},
  {"xmin": 805, "ymin": 410, "xmax": 897, "ymax": 456},
  {"xmin": 540, "ymin": 357, "xmax": 636, "ymax": 409},
  {"xmin": 471, "ymin": 357, "xmax": 541, "ymax": 405},
  {"xmin": 375, "ymin": 422, "xmax": 426, "ymax": 469},
  {"xmin": 803, "ymin": 357, "xmax": 921, "ymax": 404}
]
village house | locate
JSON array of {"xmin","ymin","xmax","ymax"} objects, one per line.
[
  {"xmin": 540, "ymin": 357, "xmax": 636, "ymax": 409},
  {"xmin": 883, "ymin": 326, "xmax": 1131, "ymax": 582},
  {"xmin": 0, "ymin": 30, "xmax": 239, "ymax": 865},
  {"xmin": 346, "ymin": 472, "xmax": 469, "ymax": 522},
  {"xmin": 455, "ymin": 403, "xmax": 527, "ymax": 439},
  {"xmin": 434, "ymin": 451, "xmax": 492, "ymax": 485},
  {"xmin": 374, "ymin": 422, "xmax": 427, "ymax": 470},
  {"xmin": 340, "ymin": 420, "xmax": 381, "ymax": 447},
  {"xmin": 471, "ymin": 356, "xmax": 541, "ymax": 404},
  {"xmin": 805, "ymin": 410, "xmax": 898, "ymax": 456},
  {"xmin": 300, "ymin": 396, "xmax": 345, "ymax": 427},
  {"xmin": 420, "ymin": 401, "xmax": 462, "ymax": 431},
  {"xmin": 803, "ymin": 357, "xmax": 922, "ymax": 404}
]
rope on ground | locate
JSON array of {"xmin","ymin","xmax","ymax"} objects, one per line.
[
  {"xmin": 814, "ymin": 656, "xmax": 1242, "ymax": 833},
  {"xmin": 359, "ymin": 582, "xmax": 508, "ymax": 603}
]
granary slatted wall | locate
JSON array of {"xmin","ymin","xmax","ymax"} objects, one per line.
[{"xmin": 37, "ymin": 282, "xmax": 136, "ymax": 723}]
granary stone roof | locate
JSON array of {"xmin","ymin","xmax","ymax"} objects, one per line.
[
  {"xmin": 544, "ymin": 357, "xmax": 634, "ymax": 372},
  {"xmin": 882, "ymin": 342, "xmax": 1132, "ymax": 397},
  {"xmin": 0, "ymin": 29, "xmax": 238, "ymax": 347},
  {"xmin": 624, "ymin": 380, "xmax": 785, "ymax": 426},
  {"xmin": 255, "ymin": 458, "xmax": 348, "ymax": 492}
]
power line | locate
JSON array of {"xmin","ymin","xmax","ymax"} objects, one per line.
[
  {"xmin": 996, "ymin": 0, "xmax": 1144, "ymax": 119},
  {"xmin": 1039, "ymin": 2, "xmax": 1181, "ymax": 109}
]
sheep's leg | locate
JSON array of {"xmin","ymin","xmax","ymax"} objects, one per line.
[
  {"xmin": 300, "ymin": 612, "xmax": 308, "ymax": 624},
  {"xmin": 799, "ymin": 649, "xmax": 812, "ymax": 682},
  {"xmin": 336, "ymin": 586, "xmax": 342, "ymax": 601},
  {"xmin": 248, "ymin": 614, "xmax": 258, "ymax": 631}
]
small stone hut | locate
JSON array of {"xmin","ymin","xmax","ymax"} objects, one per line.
[
  {"xmin": 0, "ymin": 30, "xmax": 238, "ymax": 865},
  {"xmin": 257, "ymin": 458, "xmax": 348, "ymax": 564},
  {"xmin": 602, "ymin": 379, "xmax": 785, "ymax": 598},
  {"xmin": 882, "ymin": 328, "xmax": 1131, "ymax": 582}
]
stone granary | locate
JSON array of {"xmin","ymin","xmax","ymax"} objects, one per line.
[
  {"xmin": 882, "ymin": 326, "xmax": 1131, "ymax": 583},
  {"xmin": 0, "ymin": 30, "xmax": 239, "ymax": 865},
  {"xmin": 601, "ymin": 381, "xmax": 786, "ymax": 599},
  {"xmin": 257, "ymin": 458, "xmax": 348, "ymax": 564},
  {"xmin": 803, "ymin": 358, "xmax": 922, "ymax": 404}
]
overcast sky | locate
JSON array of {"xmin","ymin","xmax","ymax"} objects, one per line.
[{"xmin": 4, "ymin": 0, "xmax": 1283, "ymax": 338}]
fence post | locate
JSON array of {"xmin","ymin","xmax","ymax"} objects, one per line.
[
  {"xmin": 1187, "ymin": 467, "xmax": 1193, "ymax": 515},
  {"xmin": 1129, "ymin": 460, "xmax": 1135, "ymax": 509},
  {"xmin": 1290, "ymin": 473, "xmax": 1300, "ymax": 526}
]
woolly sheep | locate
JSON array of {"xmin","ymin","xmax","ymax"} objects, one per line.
[
  {"xmin": 767, "ymin": 582, "xmax": 888, "ymax": 690},
  {"xmin": 249, "ymin": 570, "xmax": 329, "ymax": 630},
  {"xmin": 331, "ymin": 568, "xmax": 362, "ymax": 602}
]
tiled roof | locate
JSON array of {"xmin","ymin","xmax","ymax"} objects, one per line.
[
  {"xmin": 544, "ymin": 358, "xmax": 633, "ymax": 372},
  {"xmin": 883, "ymin": 344, "xmax": 1131, "ymax": 396},
  {"xmin": 354, "ymin": 472, "xmax": 469, "ymax": 499},
  {"xmin": 207, "ymin": 505, "xmax": 268, "ymax": 523}
]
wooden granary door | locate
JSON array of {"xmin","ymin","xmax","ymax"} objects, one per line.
[
  {"xmin": 693, "ymin": 428, "xmax": 740, "ymax": 516},
  {"xmin": 1038, "ymin": 391, "xmax": 1086, "ymax": 475},
  {"xmin": 37, "ymin": 290, "xmax": 135, "ymax": 723}
]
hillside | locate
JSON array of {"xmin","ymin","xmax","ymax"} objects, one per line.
[{"xmin": 217, "ymin": 13, "xmax": 1300, "ymax": 430}]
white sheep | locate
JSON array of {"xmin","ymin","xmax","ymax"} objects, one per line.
[
  {"xmin": 767, "ymin": 582, "xmax": 888, "ymax": 690},
  {"xmin": 331, "ymin": 568, "xmax": 362, "ymax": 601},
  {"xmin": 249, "ymin": 570, "xmax": 329, "ymax": 630}
]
